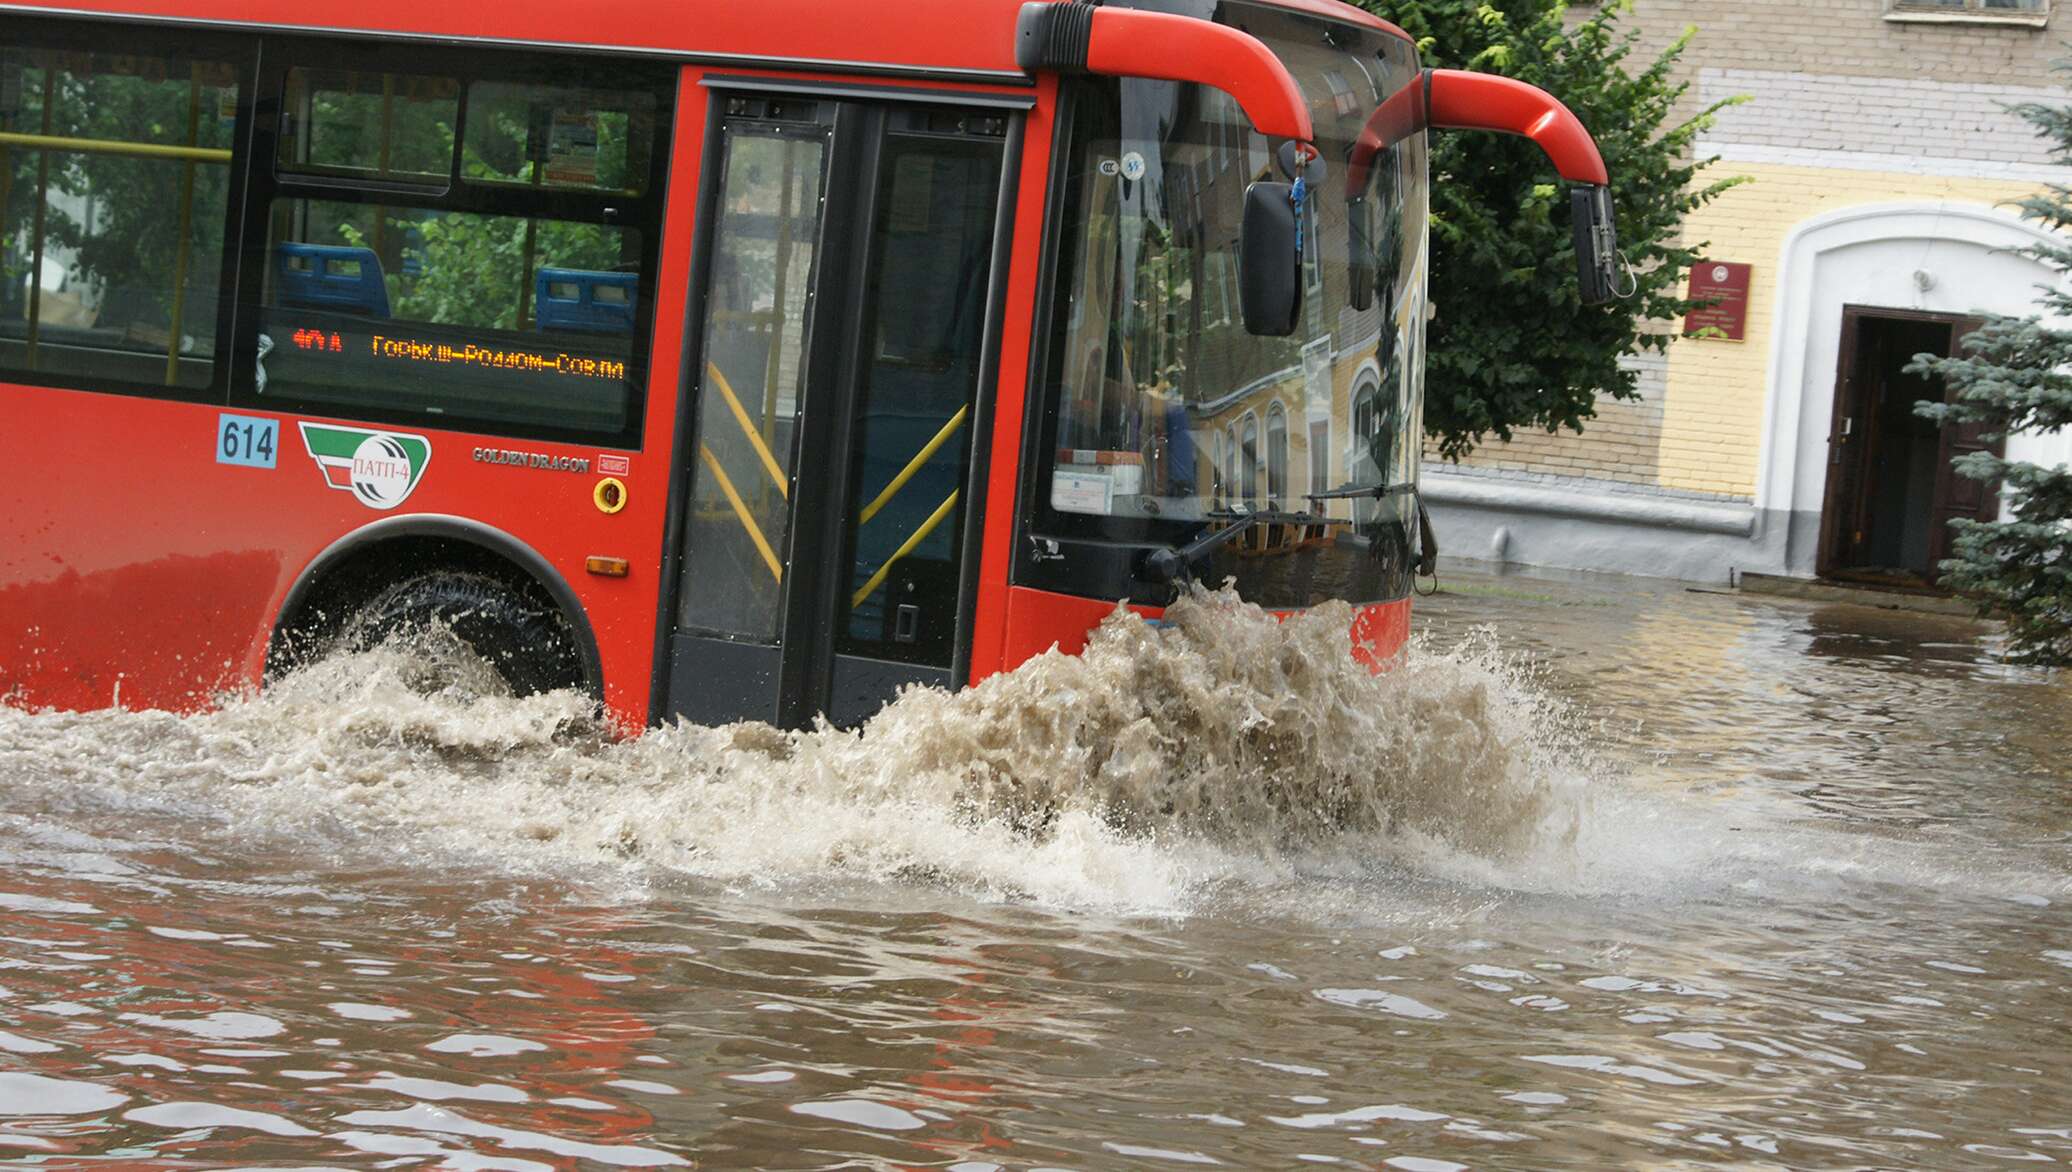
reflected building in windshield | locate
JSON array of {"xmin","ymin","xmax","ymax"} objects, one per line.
[{"xmin": 1030, "ymin": 2, "xmax": 1431, "ymax": 609}]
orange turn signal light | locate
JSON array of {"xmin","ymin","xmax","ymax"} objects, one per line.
[{"xmin": 585, "ymin": 556, "xmax": 630, "ymax": 578}]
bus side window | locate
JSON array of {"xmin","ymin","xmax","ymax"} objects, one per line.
[
  {"xmin": 243, "ymin": 55, "xmax": 674, "ymax": 445},
  {"xmin": 278, "ymin": 68, "xmax": 457, "ymax": 185},
  {"xmin": 257, "ymin": 197, "xmax": 643, "ymax": 437},
  {"xmin": 462, "ymin": 82, "xmax": 656, "ymax": 197},
  {"xmin": 0, "ymin": 33, "xmax": 244, "ymax": 394}
]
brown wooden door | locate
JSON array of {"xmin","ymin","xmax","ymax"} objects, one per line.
[
  {"xmin": 1927, "ymin": 316, "xmax": 2003, "ymax": 575},
  {"xmin": 1817, "ymin": 309, "xmax": 1872, "ymax": 577}
]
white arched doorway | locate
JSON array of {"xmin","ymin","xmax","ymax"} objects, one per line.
[{"xmin": 1755, "ymin": 201, "xmax": 2072, "ymax": 575}]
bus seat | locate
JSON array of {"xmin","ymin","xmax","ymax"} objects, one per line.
[
  {"xmin": 535, "ymin": 268, "xmax": 638, "ymax": 334},
  {"xmin": 275, "ymin": 244, "xmax": 391, "ymax": 318}
]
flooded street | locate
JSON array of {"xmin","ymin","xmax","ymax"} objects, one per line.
[{"xmin": 1, "ymin": 574, "xmax": 2068, "ymax": 1169}]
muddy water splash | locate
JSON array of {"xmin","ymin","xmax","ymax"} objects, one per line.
[
  {"xmin": 0, "ymin": 589, "xmax": 1581, "ymax": 911},
  {"xmin": 3, "ymin": 573, "xmax": 2069, "ymax": 1169}
]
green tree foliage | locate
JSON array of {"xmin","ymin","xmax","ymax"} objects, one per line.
[
  {"xmin": 1908, "ymin": 94, "xmax": 2072, "ymax": 665},
  {"xmin": 1362, "ymin": 0, "xmax": 1742, "ymax": 458}
]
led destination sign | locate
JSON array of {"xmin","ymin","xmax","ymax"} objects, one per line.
[
  {"xmin": 260, "ymin": 309, "xmax": 635, "ymax": 436},
  {"xmin": 289, "ymin": 326, "xmax": 626, "ymax": 381}
]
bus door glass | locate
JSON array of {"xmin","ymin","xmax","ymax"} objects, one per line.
[
  {"xmin": 676, "ymin": 100, "xmax": 831, "ymax": 648},
  {"xmin": 666, "ymin": 93, "xmax": 1011, "ymax": 729},
  {"xmin": 827, "ymin": 107, "xmax": 1006, "ymax": 726}
]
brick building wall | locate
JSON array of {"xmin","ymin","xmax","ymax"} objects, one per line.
[
  {"xmin": 1586, "ymin": 0, "xmax": 2060, "ymax": 92},
  {"xmin": 1426, "ymin": 352, "xmax": 1667, "ymax": 486},
  {"xmin": 1701, "ymin": 69, "xmax": 2068, "ymax": 181}
]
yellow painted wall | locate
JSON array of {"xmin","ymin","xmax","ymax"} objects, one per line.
[{"xmin": 1659, "ymin": 162, "xmax": 2043, "ymax": 497}]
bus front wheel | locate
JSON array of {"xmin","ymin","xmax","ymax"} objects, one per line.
[{"xmin": 338, "ymin": 570, "xmax": 584, "ymax": 698}]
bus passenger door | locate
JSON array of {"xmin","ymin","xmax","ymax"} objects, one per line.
[{"xmin": 661, "ymin": 92, "xmax": 1012, "ymax": 729}]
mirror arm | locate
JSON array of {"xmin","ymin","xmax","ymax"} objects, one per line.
[
  {"xmin": 1425, "ymin": 69, "xmax": 1607, "ymax": 186},
  {"xmin": 1015, "ymin": 2, "xmax": 1316, "ymax": 143},
  {"xmin": 1345, "ymin": 78, "xmax": 1428, "ymax": 199},
  {"xmin": 1348, "ymin": 69, "xmax": 1608, "ymax": 191},
  {"xmin": 1353, "ymin": 69, "xmax": 1622, "ymax": 305}
]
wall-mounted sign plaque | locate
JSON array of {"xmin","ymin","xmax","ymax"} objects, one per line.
[{"xmin": 1684, "ymin": 261, "xmax": 1753, "ymax": 342}]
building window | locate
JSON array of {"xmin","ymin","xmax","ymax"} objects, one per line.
[
  {"xmin": 1886, "ymin": 0, "xmax": 2050, "ymax": 25},
  {"xmin": 1239, "ymin": 413, "xmax": 1259, "ymax": 506},
  {"xmin": 1323, "ymin": 71, "xmax": 1359, "ymax": 118},
  {"xmin": 1222, "ymin": 424, "xmax": 1237, "ymax": 503},
  {"xmin": 1266, "ymin": 403, "xmax": 1288, "ymax": 509},
  {"xmin": 1349, "ymin": 374, "xmax": 1390, "ymax": 487},
  {"xmin": 1309, "ymin": 418, "xmax": 1330, "ymax": 496}
]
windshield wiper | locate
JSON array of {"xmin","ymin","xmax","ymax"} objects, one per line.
[
  {"xmin": 1143, "ymin": 486, "xmax": 1422, "ymax": 585},
  {"xmin": 1310, "ymin": 483, "xmax": 1436, "ymax": 576},
  {"xmin": 1303, "ymin": 482, "xmax": 1416, "ymax": 503},
  {"xmin": 1143, "ymin": 510, "xmax": 1324, "ymax": 585}
]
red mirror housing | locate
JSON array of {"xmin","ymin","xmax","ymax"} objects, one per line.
[
  {"xmin": 1015, "ymin": 2, "xmax": 1316, "ymax": 144},
  {"xmin": 1427, "ymin": 70, "xmax": 1620, "ymax": 304},
  {"xmin": 1345, "ymin": 79, "xmax": 1427, "ymax": 198}
]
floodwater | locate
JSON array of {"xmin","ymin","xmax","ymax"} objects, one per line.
[{"xmin": 0, "ymin": 574, "xmax": 2067, "ymax": 1170}]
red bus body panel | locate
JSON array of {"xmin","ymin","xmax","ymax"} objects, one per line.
[
  {"xmin": 9, "ymin": 0, "xmax": 1407, "ymax": 69},
  {"xmin": 0, "ymin": 0, "xmax": 1418, "ymax": 726},
  {"xmin": 0, "ymin": 385, "xmax": 672, "ymax": 716}
]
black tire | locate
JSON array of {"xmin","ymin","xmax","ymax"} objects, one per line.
[{"xmin": 338, "ymin": 570, "xmax": 584, "ymax": 697}]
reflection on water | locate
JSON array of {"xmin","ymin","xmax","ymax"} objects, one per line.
[{"xmin": 0, "ymin": 573, "xmax": 2067, "ymax": 1167}]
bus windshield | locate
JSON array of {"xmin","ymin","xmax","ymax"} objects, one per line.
[{"xmin": 1039, "ymin": 4, "xmax": 1426, "ymax": 536}]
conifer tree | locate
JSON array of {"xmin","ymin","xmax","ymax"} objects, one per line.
[{"xmin": 1909, "ymin": 94, "xmax": 2072, "ymax": 666}]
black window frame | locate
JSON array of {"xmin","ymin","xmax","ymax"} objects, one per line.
[
  {"xmin": 229, "ymin": 34, "xmax": 677, "ymax": 450},
  {"xmin": 0, "ymin": 15, "xmax": 259, "ymax": 406}
]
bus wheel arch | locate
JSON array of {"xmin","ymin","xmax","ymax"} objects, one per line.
[{"xmin": 267, "ymin": 516, "xmax": 603, "ymax": 700}]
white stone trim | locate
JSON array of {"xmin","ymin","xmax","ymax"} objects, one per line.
[
  {"xmin": 1884, "ymin": 3, "xmax": 2050, "ymax": 27},
  {"xmin": 1698, "ymin": 143, "xmax": 2072, "ymax": 186},
  {"xmin": 1752, "ymin": 201, "xmax": 2067, "ymax": 570}
]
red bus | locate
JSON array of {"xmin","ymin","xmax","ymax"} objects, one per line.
[{"xmin": 0, "ymin": 0, "xmax": 1616, "ymax": 729}]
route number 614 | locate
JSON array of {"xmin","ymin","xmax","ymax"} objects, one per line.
[{"xmin": 216, "ymin": 413, "xmax": 280, "ymax": 469}]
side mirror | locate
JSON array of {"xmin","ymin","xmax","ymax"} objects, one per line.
[
  {"xmin": 1411, "ymin": 70, "xmax": 1624, "ymax": 305},
  {"xmin": 1240, "ymin": 180, "xmax": 1302, "ymax": 336},
  {"xmin": 1569, "ymin": 184, "xmax": 1620, "ymax": 306}
]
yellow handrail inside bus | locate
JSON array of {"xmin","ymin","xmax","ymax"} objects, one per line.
[
  {"xmin": 857, "ymin": 404, "xmax": 969, "ymax": 526},
  {"xmin": 706, "ymin": 362, "xmax": 788, "ymax": 500},
  {"xmin": 164, "ymin": 67, "xmax": 204, "ymax": 387},
  {"xmin": 24, "ymin": 73, "xmax": 55, "ymax": 371},
  {"xmin": 850, "ymin": 490, "xmax": 959, "ymax": 610},
  {"xmin": 699, "ymin": 444, "xmax": 783, "ymax": 582},
  {"xmin": 0, "ymin": 131, "xmax": 232, "ymax": 164}
]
